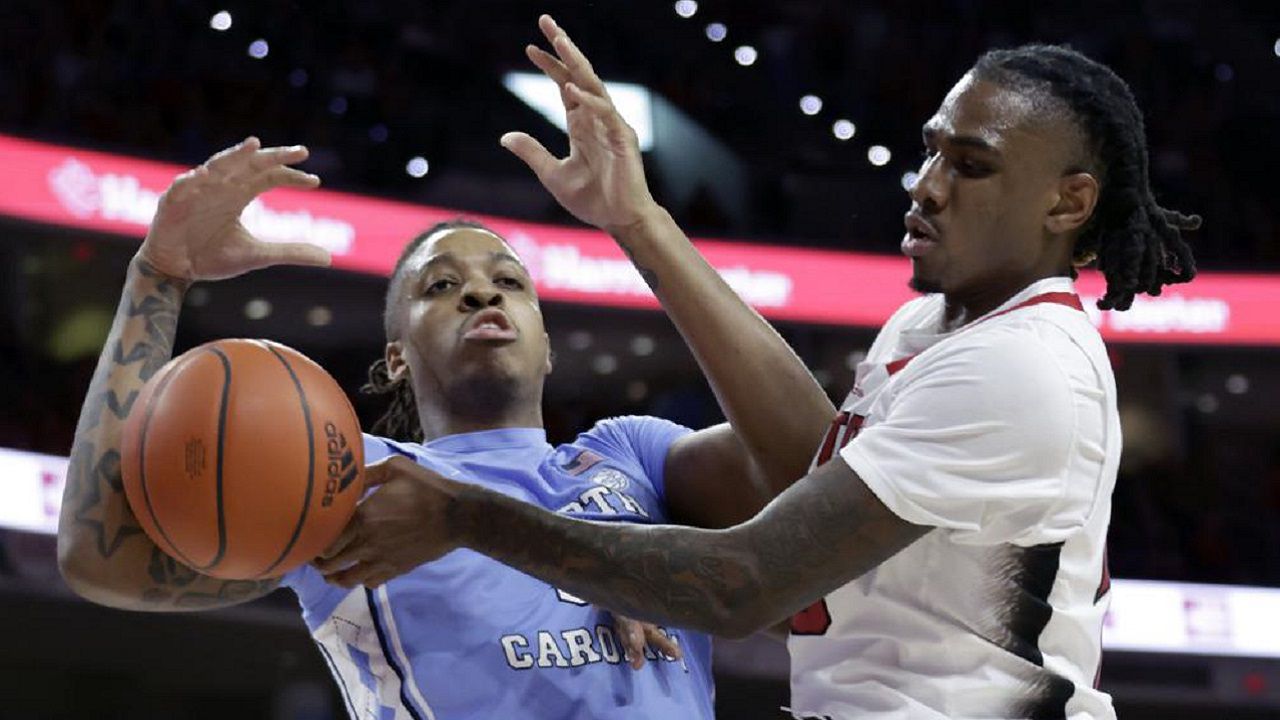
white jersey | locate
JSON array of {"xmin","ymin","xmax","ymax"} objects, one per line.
[{"xmin": 788, "ymin": 277, "xmax": 1119, "ymax": 720}]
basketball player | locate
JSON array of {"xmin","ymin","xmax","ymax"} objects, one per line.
[
  {"xmin": 317, "ymin": 16, "xmax": 1201, "ymax": 719},
  {"xmin": 55, "ymin": 132, "xmax": 834, "ymax": 715}
]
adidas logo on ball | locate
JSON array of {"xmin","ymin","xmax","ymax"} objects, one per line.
[{"xmin": 322, "ymin": 421, "xmax": 359, "ymax": 507}]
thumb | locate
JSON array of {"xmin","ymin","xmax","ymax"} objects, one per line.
[
  {"xmin": 253, "ymin": 241, "xmax": 333, "ymax": 269},
  {"xmin": 500, "ymin": 132, "xmax": 558, "ymax": 182},
  {"xmin": 362, "ymin": 460, "xmax": 394, "ymax": 489}
]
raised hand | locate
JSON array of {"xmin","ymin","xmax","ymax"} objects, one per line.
[
  {"xmin": 501, "ymin": 15, "xmax": 660, "ymax": 233},
  {"xmin": 139, "ymin": 137, "xmax": 330, "ymax": 282}
]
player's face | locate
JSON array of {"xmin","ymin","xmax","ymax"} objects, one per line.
[
  {"xmin": 389, "ymin": 228, "xmax": 552, "ymax": 410},
  {"xmin": 904, "ymin": 74, "xmax": 1079, "ymax": 306}
]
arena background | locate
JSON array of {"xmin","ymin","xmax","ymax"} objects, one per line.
[{"xmin": 2, "ymin": 1, "xmax": 1280, "ymax": 717}]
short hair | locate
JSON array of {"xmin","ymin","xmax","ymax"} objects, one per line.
[{"xmin": 972, "ymin": 44, "xmax": 1200, "ymax": 311}]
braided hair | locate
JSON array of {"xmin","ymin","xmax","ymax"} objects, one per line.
[
  {"xmin": 972, "ymin": 44, "xmax": 1200, "ymax": 311},
  {"xmin": 364, "ymin": 218, "xmax": 491, "ymax": 442}
]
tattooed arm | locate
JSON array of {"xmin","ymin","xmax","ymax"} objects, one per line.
[
  {"xmin": 57, "ymin": 138, "xmax": 330, "ymax": 611},
  {"xmin": 317, "ymin": 454, "xmax": 929, "ymax": 635},
  {"xmin": 503, "ymin": 16, "xmax": 834, "ymax": 528},
  {"xmin": 452, "ymin": 459, "xmax": 928, "ymax": 637}
]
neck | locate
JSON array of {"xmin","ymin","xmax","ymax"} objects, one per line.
[
  {"xmin": 416, "ymin": 397, "xmax": 544, "ymax": 442},
  {"xmin": 941, "ymin": 268, "xmax": 1070, "ymax": 331}
]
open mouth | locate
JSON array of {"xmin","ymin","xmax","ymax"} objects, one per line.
[
  {"xmin": 463, "ymin": 309, "xmax": 519, "ymax": 342},
  {"xmin": 901, "ymin": 230, "xmax": 937, "ymax": 258},
  {"xmin": 902, "ymin": 212, "xmax": 940, "ymax": 258}
]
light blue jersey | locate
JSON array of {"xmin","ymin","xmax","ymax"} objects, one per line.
[{"xmin": 283, "ymin": 417, "xmax": 716, "ymax": 720}]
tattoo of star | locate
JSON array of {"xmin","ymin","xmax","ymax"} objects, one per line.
[{"xmin": 72, "ymin": 446, "xmax": 143, "ymax": 557}]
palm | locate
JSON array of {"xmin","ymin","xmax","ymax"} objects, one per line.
[{"xmin": 140, "ymin": 138, "xmax": 329, "ymax": 282}]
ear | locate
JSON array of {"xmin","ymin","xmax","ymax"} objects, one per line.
[
  {"xmin": 385, "ymin": 340, "xmax": 409, "ymax": 383},
  {"xmin": 1046, "ymin": 172, "xmax": 1100, "ymax": 235},
  {"xmin": 543, "ymin": 333, "xmax": 554, "ymax": 376}
]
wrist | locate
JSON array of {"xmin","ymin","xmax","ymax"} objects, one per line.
[
  {"xmin": 605, "ymin": 203, "xmax": 672, "ymax": 247},
  {"xmin": 130, "ymin": 252, "xmax": 193, "ymax": 293},
  {"xmin": 443, "ymin": 480, "xmax": 491, "ymax": 551}
]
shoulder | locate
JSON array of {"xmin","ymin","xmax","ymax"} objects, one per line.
[
  {"xmin": 576, "ymin": 415, "xmax": 693, "ymax": 448},
  {"xmin": 569, "ymin": 416, "xmax": 693, "ymax": 500},
  {"xmin": 896, "ymin": 323, "xmax": 1079, "ymax": 449},
  {"xmin": 969, "ymin": 304, "xmax": 1106, "ymax": 388},
  {"xmin": 916, "ymin": 318, "xmax": 1080, "ymax": 391},
  {"xmin": 360, "ymin": 434, "xmax": 460, "ymax": 475},
  {"xmin": 361, "ymin": 433, "xmax": 419, "ymax": 462}
]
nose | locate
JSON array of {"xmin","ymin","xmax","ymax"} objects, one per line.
[
  {"xmin": 908, "ymin": 154, "xmax": 947, "ymax": 214},
  {"xmin": 461, "ymin": 284, "xmax": 504, "ymax": 310}
]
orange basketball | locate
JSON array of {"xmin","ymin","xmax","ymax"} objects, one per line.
[{"xmin": 120, "ymin": 339, "xmax": 364, "ymax": 580}]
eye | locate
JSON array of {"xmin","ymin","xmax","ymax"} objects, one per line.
[
  {"xmin": 956, "ymin": 158, "xmax": 992, "ymax": 178},
  {"xmin": 495, "ymin": 276, "xmax": 525, "ymax": 290},
  {"xmin": 423, "ymin": 278, "xmax": 456, "ymax": 295}
]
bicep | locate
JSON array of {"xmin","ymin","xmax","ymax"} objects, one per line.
[
  {"xmin": 733, "ymin": 456, "xmax": 930, "ymax": 626},
  {"xmin": 841, "ymin": 339, "xmax": 1079, "ymax": 545},
  {"xmin": 663, "ymin": 423, "xmax": 773, "ymax": 528}
]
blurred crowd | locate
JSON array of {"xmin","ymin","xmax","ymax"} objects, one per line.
[{"xmin": 0, "ymin": 0, "xmax": 1276, "ymax": 264}]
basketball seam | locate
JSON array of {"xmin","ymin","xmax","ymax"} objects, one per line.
[
  {"xmin": 257, "ymin": 341, "xmax": 317, "ymax": 578},
  {"xmin": 195, "ymin": 346, "xmax": 233, "ymax": 571},
  {"xmin": 136, "ymin": 354, "xmax": 201, "ymax": 568}
]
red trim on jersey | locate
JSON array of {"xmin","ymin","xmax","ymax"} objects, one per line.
[
  {"xmin": 885, "ymin": 356, "xmax": 913, "ymax": 376},
  {"xmin": 815, "ymin": 411, "xmax": 851, "ymax": 466},
  {"xmin": 1094, "ymin": 548, "xmax": 1111, "ymax": 603},
  {"xmin": 993, "ymin": 291, "xmax": 1084, "ymax": 315},
  {"xmin": 842, "ymin": 415, "xmax": 865, "ymax": 448}
]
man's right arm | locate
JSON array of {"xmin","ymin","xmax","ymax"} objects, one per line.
[
  {"xmin": 56, "ymin": 137, "xmax": 329, "ymax": 612},
  {"xmin": 57, "ymin": 258, "xmax": 281, "ymax": 611},
  {"xmin": 503, "ymin": 16, "xmax": 836, "ymax": 530}
]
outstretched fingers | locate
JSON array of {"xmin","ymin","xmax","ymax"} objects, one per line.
[
  {"xmin": 500, "ymin": 132, "xmax": 560, "ymax": 182},
  {"xmin": 247, "ymin": 165, "xmax": 321, "ymax": 197},
  {"xmin": 539, "ymin": 15, "xmax": 609, "ymax": 98},
  {"xmin": 564, "ymin": 83, "xmax": 635, "ymax": 144},
  {"xmin": 257, "ymin": 240, "xmax": 331, "ymax": 269},
  {"xmin": 526, "ymin": 44, "xmax": 570, "ymax": 86},
  {"xmin": 528, "ymin": 44, "xmax": 578, "ymax": 111},
  {"xmin": 248, "ymin": 143, "xmax": 310, "ymax": 172},
  {"xmin": 204, "ymin": 136, "xmax": 261, "ymax": 176}
]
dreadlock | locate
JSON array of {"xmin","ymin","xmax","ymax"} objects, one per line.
[
  {"xmin": 363, "ymin": 218, "xmax": 492, "ymax": 442},
  {"xmin": 972, "ymin": 44, "xmax": 1200, "ymax": 311}
]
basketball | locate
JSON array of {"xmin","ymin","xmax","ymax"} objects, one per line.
[{"xmin": 120, "ymin": 339, "xmax": 364, "ymax": 580}]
